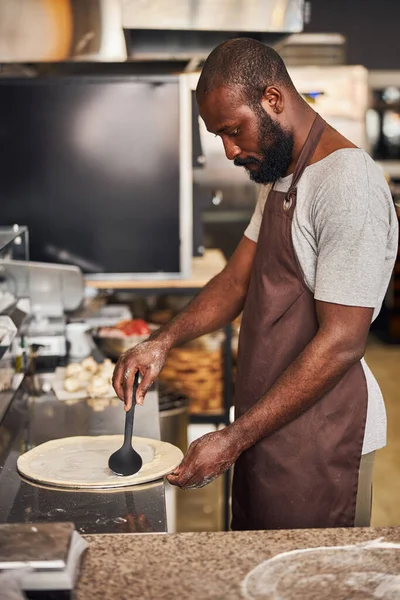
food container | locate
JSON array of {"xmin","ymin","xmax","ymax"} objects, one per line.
[
  {"xmin": 91, "ymin": 323, "xmax": 158, "ymax": 360},
  {"xmin": 91, "ymin": 333, "xmax": 148, "ymax": 359},
  {"xmin": 66, "ymin": 322, "xmax": 93, "ymax": 359},
  {"xmin": 158, "ymin": 331, "xmax": 226, "ymax": 414}
]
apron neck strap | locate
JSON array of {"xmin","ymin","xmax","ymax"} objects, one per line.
[{"xmin": 290, "ymin": 113, "xmax": 326, "ymax": 191}]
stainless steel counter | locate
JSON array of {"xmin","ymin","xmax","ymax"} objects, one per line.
[{"xmin": 0, "ymin": 378, "xmax": 167, "ymax": 534}]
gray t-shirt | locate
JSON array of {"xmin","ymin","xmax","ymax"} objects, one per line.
[{"xmin": 245, "ymin": 148, "xmax": 399, "ymax": 454}]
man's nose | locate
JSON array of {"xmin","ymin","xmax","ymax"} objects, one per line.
[{"xmin": 222, "ymin": 138, "xmax": 241, "ymax": 161}]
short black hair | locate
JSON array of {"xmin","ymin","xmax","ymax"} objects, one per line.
[{"xmin": 196, "ymin": 38, "xmax": 295, "ymax": 108}]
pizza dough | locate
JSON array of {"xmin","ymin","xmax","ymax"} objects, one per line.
[
  {"xmin": 86, "ymin": 376, "xmax": 110, "ymax": 398},
  {"xmin": 17, "ymin": 436, "xmax": 183, "ymax": 489},
  {"xmin": 53, "ymin": 359, "xmax": 117, "ymax": 401},
  {"xmin": 65, "ymin": 363, "xmax": 82, "ymax": 377},
  {"xmin": 242, "ymin": 539, "xmax": 400, "ymax": 600},
  {"xmin": 64, "ymin": 377, "xmax": 81, "ymax": 393},
  {"xmin": 81, "ymin": 357, "xmax": 98, "ymax": 373}
]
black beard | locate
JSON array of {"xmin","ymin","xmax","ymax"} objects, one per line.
[{"xmin": 234, "ymin": 110, "xmax": 294, "ymax": 184}]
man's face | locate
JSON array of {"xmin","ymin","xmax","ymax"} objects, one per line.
[{"xmin": 198, "ymin": 86, "xmax": 294, "ymax": 184}]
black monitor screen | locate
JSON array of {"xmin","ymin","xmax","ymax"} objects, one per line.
[{"xmin": 0, "ymin": 76, "xmax": 181, "ymax": 274}]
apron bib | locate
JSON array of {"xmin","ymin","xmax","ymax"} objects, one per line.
[{"xmin": 232, "ymin": 114, "xmax": 368, "ymax": 530}]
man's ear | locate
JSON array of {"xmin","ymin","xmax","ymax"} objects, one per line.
[{"xmin": 260, "ymin": 86, "xmax": 284, "ymax": 115}]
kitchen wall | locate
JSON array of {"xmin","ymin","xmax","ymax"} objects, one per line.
[{"xmin": 305, "ymin": 0, "xmax": 400, "ymax": 70}]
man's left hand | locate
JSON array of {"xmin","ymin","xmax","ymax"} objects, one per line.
[{"xmin": 167, "ymin": 428, "xmax": 240, "ymax": 489}]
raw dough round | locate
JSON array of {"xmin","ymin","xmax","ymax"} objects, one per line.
[
  {"xmin": 81, "ymin": 357, "xmax": 98, "ymax": 373},
  {"xmin": 77, "ymin": 370, "xmax": 92, "ymax": 382},
  {"xmin": 63, "ymin": 377, "xmax": 81, "ymax": 393},
  {"xmin": 65, "ymin": 363, "xmax": 83, "ymax": 377},
  {"xmin": 242, "ymin": 540, "xmax": 400, "ymax": 600},
  {"xmin": 98, "ymin": 359, "xmax": 114, "ymax": 379},
  {"xmin": 87, "ymin": 376, "xmax": 110, "ymax": 398},
  {"xmin": 17, "ymin": 436, "xmax": 183, "ymax": 489}
]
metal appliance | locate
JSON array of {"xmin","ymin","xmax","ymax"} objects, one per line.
[
  {"xmin": 0, "ymin": 0, "xmax": 126, "ymax": 62},
  {"xmin": 367, "ymin": 72, "xmax": 400, "ymax": 179},
  {"xmin": 122, "ymin": 0, "xmax": 303, "ymax": 32},
  {"xmin": 0, "ymin": 226, "xmax": 85, "ymax": 364},
  {"xmin": 288, "ymin": 65, "xmax": 369, "ymax": 150},
  {"xmin": 158, "ymin": 384, "xmax": 189, "ymax": 454},
  {"xmin": 0, "ymin": 0, "xmax": 304, "ymax": 65},
  {"xmin": 0, "ymin": 259, "xmax": 83, "ymax": 360},
  {"xmin": 7, "ymin": 261, "xmax": 83, "ymax": 360}
]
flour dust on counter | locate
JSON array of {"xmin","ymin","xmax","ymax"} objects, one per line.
[
  {"xmin": 242, "ymin": 538, "xmax": 400, "ymax": 599},
  {"xmin": 17, "ymin": 436, "xmax": 183, "ymax": 489}
]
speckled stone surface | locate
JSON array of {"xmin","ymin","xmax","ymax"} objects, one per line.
[{"xmin": 76, "ymin": 527, "xmax": 400, "ymax": 599}]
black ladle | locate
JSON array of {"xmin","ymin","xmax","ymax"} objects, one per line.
[{"xmin": 108, "ymin": 372, "xmax": 143, "ymax": 476}]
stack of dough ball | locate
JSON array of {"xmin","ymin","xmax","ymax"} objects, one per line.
[
  {"xmin": 87, "ymin": 376, "xmax": 109, "ymax": 399},
  {"xmin": 64, "ymin": 358, "xmax": 116, "ymax": 398}
]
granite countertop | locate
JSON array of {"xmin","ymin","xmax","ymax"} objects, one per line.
[{"xmin": 77, "ymin": 527, "xmax": 400, "ymax": 599}]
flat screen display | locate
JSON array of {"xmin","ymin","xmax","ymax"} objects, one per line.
[{"xmin": 0, "ymin": 76, "xmax": 181, "ymax": 274}]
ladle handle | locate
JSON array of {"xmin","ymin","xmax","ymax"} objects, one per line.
[{"xmin": 123, "ymin": 372, "xmax": 139, "ymax": 447}]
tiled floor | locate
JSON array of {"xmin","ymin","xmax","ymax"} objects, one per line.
[
  {"xmin": 177, "ymin": 335, "xmax": 400, "ymax": 532},
  {"xmin": 176, "ymin": 479, "xmax": 223, "ymax": 532},
  {"xmin": 366, "ymin": 336, "xmax": 400, "ymax": 526}
]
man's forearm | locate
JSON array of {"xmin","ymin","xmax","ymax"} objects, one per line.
[
  {"xmin": 151, "ymin": 271, "xmax": 247, "ymax": 349},
  {"xmin": 229, "ymin": 330, "xmax": 365, "ymax": 453}
]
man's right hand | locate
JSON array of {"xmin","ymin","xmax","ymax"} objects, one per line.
[{"xmin": 112, "ymin": 337, "xmax": 170, "ymax": 410}]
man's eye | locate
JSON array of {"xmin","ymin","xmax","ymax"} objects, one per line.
[{"xmin": 214, "ymin": 129, "xmax": 240, "ymax": 138}]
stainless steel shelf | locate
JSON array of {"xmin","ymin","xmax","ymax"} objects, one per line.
[{"xmin": 0, "ymin": 379, "xmax": 166, "ymax": 534}]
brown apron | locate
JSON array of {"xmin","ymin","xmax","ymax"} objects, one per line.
[{"xmin": 232, "ymin": 114, "xmax": 368, "ymax": 531}]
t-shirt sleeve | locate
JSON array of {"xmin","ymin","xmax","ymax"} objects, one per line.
[
  {"xmin": 244, "ymin": 185, "xmax": 271, "ymax": 242},
  {"xmin": 313, "ymin": 157, "xmax": 392, "ymax": 308}
]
